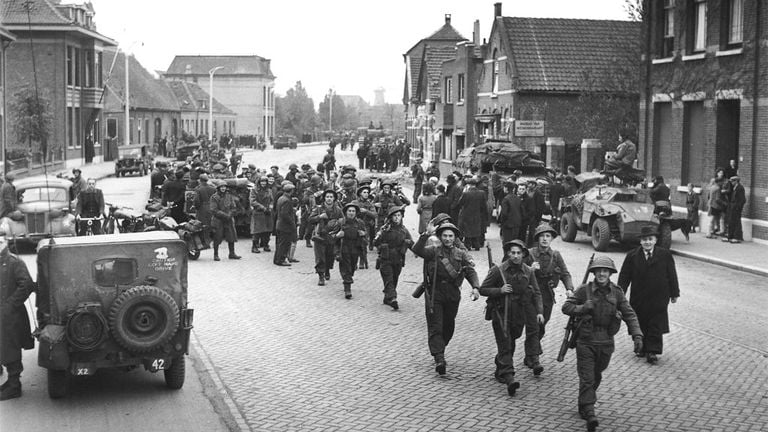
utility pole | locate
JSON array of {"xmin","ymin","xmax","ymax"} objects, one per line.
[
  {"xmin": 328, "ymin": 88, "xmax": 334, "ymax": 133},
  {"xmin": 208, "ymin": 66, "xmax": 224, "ymax": 144}
]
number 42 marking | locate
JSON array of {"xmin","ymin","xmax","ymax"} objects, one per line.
[{"xmin": 152, "ymin": 359, "xmax": 166, "ymax": 370}]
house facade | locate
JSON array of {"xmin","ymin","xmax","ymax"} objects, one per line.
[
  {"xmin": 402, "ymin": 14, "xmax": 467, "ymax": 162},
  {"xmin": 166, "ymin": 80, "xmax": 237, "ymax": 139},
  {"xmin": 638, "ymin": 0, "xmax": 767, "ymax": 241},
  {"xmin": 474, "ymin": 3, "xmax": 640, "ymax": 172},
  {"xmin": 165, "ymin": 55, "xmax": 275, "ymax": 141},
  {"xmin": 2, "ymin": 0, "xmax": 117, "ymax": 166}
]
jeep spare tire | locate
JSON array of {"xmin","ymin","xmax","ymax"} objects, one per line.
[{"xmin": 109, "ymin": 285, "xmax": 179, "ymax": 353}]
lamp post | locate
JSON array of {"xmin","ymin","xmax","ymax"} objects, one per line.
[
  {"xmin": 208, "ymin": 66, "xmax": 224, "ymax": 143},
  {"xmin": 123, "ymin": 40, "xmax": 142, "ymax": 146}
]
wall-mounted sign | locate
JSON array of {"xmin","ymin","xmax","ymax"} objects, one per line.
[{"xmin": 514, "ymin": 120, "xmax": 544, "ymax": 137}]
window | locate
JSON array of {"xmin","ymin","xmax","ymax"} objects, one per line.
[
  {"xmin": 457, "ymin": 74, "xmax": 465, "ymax": 102},
  {"xmin": 492, "ymin": 49, "xmax": 499, "ymax": 93},
  {"xmin": 66, "ymin": 47, "xmax": 73, "ymax": 86},
  {"xmin": 658, "ymin": 0, "xmax": 676, "ymax": 58},
  {"xmin": 74, "ymin": 48, "xmax": 81, "ymax": 87},
  {"xmin": 444, "ymin": 77, "xmax": 453, "ymax": 103},
  {"xmin": 97, "ymin": 52, "xmax": 103, "ymax": 87},
  {"xmin": 107, "ymin": 118, "xmax": 117, "ymax": 139},
  {"xmin": 94, "ymin": 258, "xmax": 137, "ymax": 287},
  {"xmin": 721, "ymin": 0, "xmax": 743, "ymax": 48},
  {"xmin": 84, "ymin": 50, "xmax": 93, "ymax": 87},
  {"xmin": 144, "ymin": 119, "xmax": 150, "ymax": 144},
  {"xmin": 689, "ymin": 0, "xmax": 707, "ymax": 53},
  {"xmin": 74, "ymin": 108, "xmax": 81, "ymax": 148}
]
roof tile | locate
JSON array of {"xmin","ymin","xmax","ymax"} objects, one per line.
[{"xmin": 165, "ymin": 55, "xmax": 274, "ymax": 78}]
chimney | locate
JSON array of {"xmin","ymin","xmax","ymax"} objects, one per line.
[
  {"xmin": 445, "ymin": 14, "xmax": 451, "ymax": 25},
  {"xmin": 494, "ymin": 2, "xmax": 502, "ymax": 17},
  {"xmin": 473, "ymin": 20, "xmax": 480, "ymax": 45}
]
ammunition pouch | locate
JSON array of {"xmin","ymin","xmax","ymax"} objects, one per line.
[{"xmin": 412, "ymin": 282, "xmax": 426, "ymax": 299}]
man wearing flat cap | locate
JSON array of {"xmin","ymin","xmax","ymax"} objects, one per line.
[
  {"xmin": 722, "ymin": 176, "xmax": 745, "ymax": 243},
  {"xmin": 618, "ymin": 225, "xmax": 679, "ymax": 365}
]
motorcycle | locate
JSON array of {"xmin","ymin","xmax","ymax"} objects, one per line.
[
  {"xmin": 106, "ymin": 203, "xmax": 145, "ymax": 233},
  {"xmin": 143, "ymin": 201, "xmax": 208, "ymax": 260}
]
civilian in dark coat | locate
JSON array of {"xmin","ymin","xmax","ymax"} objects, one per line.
[
  {"xmin": 724, "ymin": 176, "xmax": 746, "ymax": 243},
  {"xmin": 518, "ymin": 184, "xmax": 536, "ymax": 243},
  {"xmin": 274, "ymin": 183, "xmax": 298, "ymax": 265},
  {"xmin": 548, "ymin": 176, "xmax": 566, "ymax": 219},
  {"xmin": 649, "ymin": 176, "xmax": 671, "ymax": 216},
  {"xmin": 618, "ymin": 227, "xmax": 679, "ymax": 364},
  {"xmin": 445, "ymin": 176, "xmax": 462, "ymax": 222},
  {"xmin": 0, "ymin": 237, "xmax": 35, "ymax": 400},
  {"xmin": 431, "ymin": 185, "xmax": 451, "ymax": 218},
  {"xmin": 498, "ymin": 183, "xmax": 523, "ymax": 243},
  {"xmin": 457, "ymin": 179, "xmax": 488, "ymax": 250}
]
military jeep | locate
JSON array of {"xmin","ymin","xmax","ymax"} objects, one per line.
[{"xmin": 35, "ymin": 231, "xmax": 194, "ymax": 398}]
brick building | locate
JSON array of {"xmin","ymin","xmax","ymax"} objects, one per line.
[
  {"xmin": 166, "ymin": 80, "xmax": 236, "ymax": 140},
  {"xmin": 0, "ymin": 24, "xmax": 15, "ymax": 172},
  {"xmin": 165, "ymin": 56, "xmax": 275, "ymax": 141},
  {"xmin": 402, "ymin": 14, "xmax": 467, "ymax": 161},
  {"xmin": 2, "ymin": 0, "xmax": 117, "ymax": 165},
  {"xmin": 639, "ymin": 0, "xmax": 766, "ymax": 241},
  {"xmin": 474, "ymin": 3, "xmax": 640, "ymax": 172}
]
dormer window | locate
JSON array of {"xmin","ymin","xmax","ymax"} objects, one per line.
[{"xmin": 492, "ymin": 48, "xmax": 499, "ymax": 94}]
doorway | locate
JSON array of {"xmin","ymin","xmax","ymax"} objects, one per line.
[{"xmin": 715, "ymin": 100, "xmax": 740, "ymax": 171}]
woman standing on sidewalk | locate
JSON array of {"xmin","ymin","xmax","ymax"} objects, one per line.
[{"xmin": 416, "ymin": 182, "xmax": 437, "ymax": 234}]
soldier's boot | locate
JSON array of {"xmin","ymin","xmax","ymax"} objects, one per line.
[
  {"xmin": 228, "ymin": 242, "xmax": 241, "ymax": 259},
  {"xmin": 586, "ymin": 415, "xmax": 599, "ymax": 431},
  {"xmin": 306, "ymin": 239, "xmax": 313, "ymax": 248},
  {"xmin": 324, "ymin": 270, "xmax": 331, "ymax": 280},
  {"xmin": 251, "ymin": 239, "xmax": 260, "ymax": 253},
  {"xmin": 288, "ymin": 244, "xmax": 299, "ymax": 263},
  {"xmin": 530, "ymin": 355, "xmax": 544, "ymax": 376},
  {"xmin": 504, "ymin": 374, "xmax": 520, "ymax": 396},
  {"xmin": 0, "ymin": 366, "xmax": 21, "ymax": 401},
  {"xmin": 343, "ymin": 283, "xmax": 352, "ymax": 299},
  {"xmin": 213, "ymin": 245, "xmax": 220, "ymax": 261},
  {"xmin": 318, "ymin": 274, "xmax": 326, "ymax": 286},
  {"xmin": 434, "ymin": 354, "xmax": 447, "ymax": 375}
]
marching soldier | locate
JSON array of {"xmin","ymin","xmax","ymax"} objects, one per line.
[
  {"xmin": 309, "ymin": 190, "xmax": 344, "ymax": 286},
  {"xmin": 373, "ymin": 181, "xmax": 404, "ymax": 229},
  {"xmin": 563, "ymin": 255, "xmax": 643, "ymax": 432},
  {"xmin": 373, "ymin": 205, "xmax": 414, "ymax": 310},
  {"xmin": 478, "ymin": 240, "xmax": 544, "ymax": 396},
  {"xmin": 330, "ymin": 201, "xmax": 368, "ymax": 299},
  {"xmin": 412, "ymin": 221, "xmax": 479, "ymax": 375},
  {"xmin": 355, "ymin": 185, "xmax": 377, "ymax": 269},
  {"xmin": 523, "ymin": 223, "xmax": 575, "ymax": 375}
]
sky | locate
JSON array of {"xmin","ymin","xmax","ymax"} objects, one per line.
[{"xmin": 88, "ymin": 0, "xmax": 631, "ymax": 106}]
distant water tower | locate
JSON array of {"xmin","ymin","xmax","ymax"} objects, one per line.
[{"xmin": 374, "ymin": 87, "xmax": 385, "ymax": 106}]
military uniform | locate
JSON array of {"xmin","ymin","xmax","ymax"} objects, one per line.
[
  {"xmin": 210, "ymin": 186, "xmax": 240, "ymax": 260},
  {"xmin": 373, "ymin": 207, "xmax": 413, "ymax": 308},
  {"xmin": 330, "ymin": 204, "xmax": 368, "ymax": 299},
  {"xmin": 309, "ymin": 199, "xmax": 344, "ymax": 284},
  {"xmin": 412, "ymin": 226, "xmax": 479, "ymax": 374},
  {"xmin": 524, "ymin": 242, "xmax": 574, "ymax": 346},
  {"xmin": 479, "ymin": 259, "xmax": 543, "ymax": 385},
  {"xmin": 562, "ymin": 256, "xmax": 642, "ymax": 431},
  {"xmin": 274, "ymin": 187, "xmax": 298, "ymax": 265}
]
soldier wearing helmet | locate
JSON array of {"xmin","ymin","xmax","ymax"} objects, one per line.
[
  {"xmin": 309, "ymin": 189, "xmax": 344, "ymax": 286},
  {"xmin": 328, "ymin": 201, "xmax": 368, "ymax": 300},
  {"xmin": 373, "ymin": 205, "xmax": 414, "ymax": 310},
  {"xmin": 563, "ymin": 254, "xmax": 643, "ymax": 432},
  {"xmin": 412, "ymin": 220, "xmax": 479, "ymax": 376},
  {"xmin": 355, "ymin": 185, "xmax": 378, "ymax": 269},
  {"xmin": 299, "ymin": 175, "xmax": 326, "ymax": 248},
  {"xmin": 209, "ymin": 180, "xmax": 241, "ymax": 261},
  {"xmin": 273, "ymin": 182, "xmax": 297, "ymax": 266},
  {"xmin": 373, "ymin": 180, "xmax": 405, "ymax": 230},
  {"xmin": 478, "ymin": 239, "xmax": 544, "ymax": 397},
  {"xmin": 521, "ymin": 223, "xmax": 575, "ymax": 376}
]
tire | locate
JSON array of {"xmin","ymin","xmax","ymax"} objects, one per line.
[
  {"xmin": 658, "ymin": 223, "xmax": 672, "ymax": 249},
  {"xmin": 109, "ymin": 285, "xmax": 180, "ymax": 353},
  {"xmin": 591, "ymin": 218, "xmax": 611, "ymax": 251},
  {"xmin": 560, "ymin": 212, "xmax": 577, "ymax": 242},
  {"xmin": 48, "ymin": 369, "xmax": 69, "ymax": 399},
  {"xmin": 164, "ymin": 356, "xmax": 186, "ymax": 390},
  {"xmin": 188, "ymin": 247, "xmax": 200, "ymax": 260}
]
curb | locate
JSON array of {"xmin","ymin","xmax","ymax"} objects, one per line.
[{"xmin": 669, "ymin": 248, "xmax": 768, "ymax": 278}]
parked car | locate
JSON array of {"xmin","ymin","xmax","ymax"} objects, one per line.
[
  {"xmin": 273, "ymin": 135, "xmax": 298, "ymax": 149},
  {"xmin": 35, "ymin": 231, "xmax": 194, "ymax": 398},
  {"xmin": 115, "ymin": 144, "xmax": 152, "ymax": 177},
  {"xmin": 0, "ymin": 176, "xmax": 76, "ymax": 249}
]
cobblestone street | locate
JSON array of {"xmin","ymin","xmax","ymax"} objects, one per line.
[{"xmin": 185, "ymin": 148, "xmax": 768, "ymax": 431}]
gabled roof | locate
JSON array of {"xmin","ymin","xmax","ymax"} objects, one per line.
[
  {"xmin": 165, "ymin": 55, "xmax": 274, "ymax": 78},
  {"xmin": 1, "ymin": 0, "xmax": 116, "ymax": 45},
  {"xmin": 165, "ymin": 80, "xmax": 235, "ymax": 115},
  {"xmin": 419, "ymin": 45, "xmax": 457, "ymax": 100},
  {"xmin": 500, "ymin": 17, "xmax": 640, "ymax": 92},
  {"xmin": 102, "ymin": 49, "xmax": 180, "ymax": 112}
]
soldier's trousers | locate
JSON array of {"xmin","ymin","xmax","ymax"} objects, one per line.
[
  {"xmin": 379, "ymin": 261, "xmax": 402, "ymax": 302},
  {"xmin": 491, "ymin": 299, "xmax": 541, "ymax": 379},
  {"xmin": 576, "ymin": 342, "xmax": 614, "ymax": 413},
  {"xmin": 313, "ymin": 239, "xmax": 335, "ymax": 275},
  {"xmin": 527, "ymin": 283, "xmax": 555, "ymax": 355},
  {"xmin": 339, "ymin": 250, "xmax": 360, "ymax": 284},
  {"xmin": 425, "ymin": 298, "xmax": 460, "ymax": 356},
  {"xmin": 413, "ymin": 182, "xmax": 422, "ymax": 203}
]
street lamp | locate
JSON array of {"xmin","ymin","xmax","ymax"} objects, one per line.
[
  {"xmin": 122, "ymin": 40, "xmax": 142, "ymax": 146},
  {"xmin": 208, "ymin": 66, "xmax": 224, "ymax": 143}
]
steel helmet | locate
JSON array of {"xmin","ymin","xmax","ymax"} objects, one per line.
[
  {"xmin": 503, "ymin": 239, "xmax": 529, "ymax": 256},
  {"xmin": 435, "ymin": 222, "xmax": 462, "ymax": 238},
  {"xmin": 589, "ymin": 255, "xmax": 617, "ymax": 274},
  {"xmin": 533, "ymin": 223, "xmax": 558, "ymax": 240},
  {"xmin": 386, "ymin": 205, "xmax": 405, "ymax": 219}
]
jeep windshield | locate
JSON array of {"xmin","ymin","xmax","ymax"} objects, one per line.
[
  {"xmin": 118, "ymin": 148, "xmax": 142, "ymax": 158},
  {"xmin": 18, "ymin": 187, "xmax": 68, "ymax": 204}
]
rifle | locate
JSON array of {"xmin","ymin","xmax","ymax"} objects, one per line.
[
  {"xmin": 557, "ymin": 253, "xmax": 594, "ymax": 362},
  {"xmin": 487, "ymin": 242, "xmax": 510, "ymax": 339}
]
